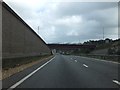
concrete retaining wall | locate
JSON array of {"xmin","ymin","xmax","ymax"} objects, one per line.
[{"xmin": 2, "ymin": 2, "xmax": 51, "ymax": 59}]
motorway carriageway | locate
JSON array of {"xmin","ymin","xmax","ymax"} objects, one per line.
[{"xmin": 2, "ymin": 54, "xmax": 120, "ymax": 88}]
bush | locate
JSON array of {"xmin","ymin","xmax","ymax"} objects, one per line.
[
  {"xmin": 108, "ymin": 48, "xmax": 115, "ymax": 55},
  {"xmin": 116, "ymin": 49, "xmax": 120, "ymax": 55}
]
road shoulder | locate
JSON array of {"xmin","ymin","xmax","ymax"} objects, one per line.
[{"xmin": 2, "ymin": 55, "xmax": 54, "ymax": 88}]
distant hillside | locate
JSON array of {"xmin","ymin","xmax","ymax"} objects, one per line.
[{"xmin": 90, "ymin": 39, "xmax": 120, "ymax": 55}]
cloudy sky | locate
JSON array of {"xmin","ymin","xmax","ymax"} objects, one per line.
[{"xmin": 3, "ymin": 0, "xmax": 118, "ymax": 44}]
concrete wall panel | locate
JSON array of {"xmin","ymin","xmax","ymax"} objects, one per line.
[{"xmin": 2, "ymin": 2, "xmax": 51, "ymax": 59}]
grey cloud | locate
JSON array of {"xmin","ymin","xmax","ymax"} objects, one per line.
[
  {"xmin": 55, "ymin": 2, "xmax": 117, "ymax": 17},
  {"xmin": 4, "ymin": 1, "xmax": 118, "ymax": 43}
]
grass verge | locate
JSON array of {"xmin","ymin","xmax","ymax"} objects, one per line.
[
  {"xmin": 2, "ymin": 55, "xmax": 52, "ymax": 70},
  {"xmin": 79, "ymin": 54, "xmax": 120, "ymax": 63},
  {"xmin": 2, "ymin": 55, "xmax": 53, "ymax": 80}
]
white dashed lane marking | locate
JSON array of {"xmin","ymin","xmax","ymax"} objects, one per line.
[
  {"xmin": 113, "ymin": 80, "xmax": 120, "ymax": 85},
  {"xmin": 83, "ymin": 64, "xmax": 88, "ymax": 68},
  {"xmin": 75, "ymin": 60, "xmax": 77, "ymax": 62}
]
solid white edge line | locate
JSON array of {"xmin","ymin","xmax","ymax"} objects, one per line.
[
  {"xmin": 8, "ymin": 56, "xmax": 55, "ymax": 89},
  {"xmin": 113, "ymin": 80, "xmax": 120, "ymax": 86},
  {"xmin": 81, "ymin": 56, "xmax": 120, "ymax": 64},
  {"xmin": 83, "ymin": 64, "xmax": 88, "ymax": 67}
]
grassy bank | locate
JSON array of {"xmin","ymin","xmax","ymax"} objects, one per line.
[
  {"xmin": 2, "ymin": 54, "xmax": 52, "ymax": 70},
  {"xmin": 2, "ymin": 55, "xmax": 54, "ymax": 80},
  {"xmin": 79, "ymin": 54, "xmax": 120, "ymax": 63}
]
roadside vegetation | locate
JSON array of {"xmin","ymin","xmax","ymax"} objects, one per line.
[
  {"xmin": 64, "ymin": 38, "xmax": 120, "ymax": 63},
  {"xmin": 3, "ymin": 54, "xmax": 52, "ymax": 70},
  {"xmin": 2, "ymin": 54, "xmax": 53, "ymax": 79},
  {"xmin": 79, "ymin": 54, "xmax": 120, "ymax": 63}
]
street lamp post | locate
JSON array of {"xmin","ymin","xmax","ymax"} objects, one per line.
[
  {"xmin": 100, "ymin": 23, "xmax": 105, "ymax": 40},
  {"xmin": 38, "ymin": 26, "xmax": 39, "ymax": 34},
  {"xmin": 103, "ymin": 27, "xmax": 104, "ymax": 40}
]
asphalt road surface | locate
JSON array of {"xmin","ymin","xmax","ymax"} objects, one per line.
[{"xmin": 4, "ymin": 55, "xmax": 120, "ymax": 88}]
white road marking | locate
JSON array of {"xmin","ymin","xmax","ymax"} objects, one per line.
[
  {"xmin": 83, "ymin": 64, "xmax": 88, "ymax": 68},
  {"xmin": 8, "ymin": 57, "xmax": 55, "ymax": 89},
  {"xmin": 113, "ymin": 80, "xmax": 120, "ymax": 85},
  {"xmin": 75, "ymin": 60, "xmax": 77, "ymax": 62}
]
